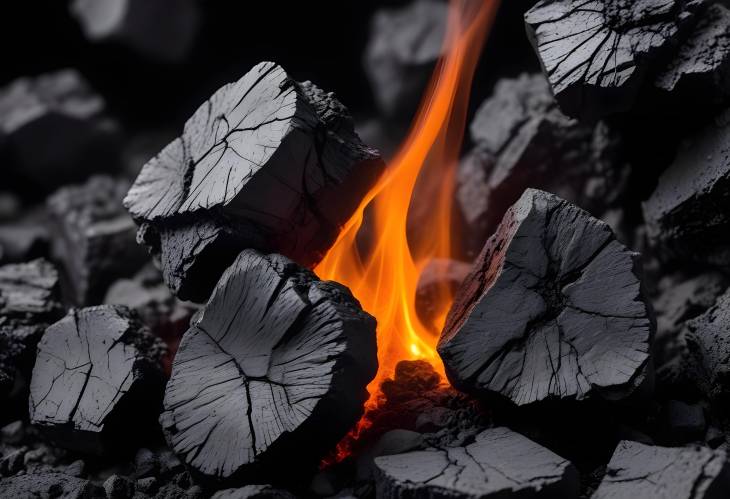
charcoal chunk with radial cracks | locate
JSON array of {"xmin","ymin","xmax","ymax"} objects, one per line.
[
  {"xmin": 524, "ymin": 0, "xmax": 703, "ymax": 120},
  {"xmin": 593, "ymin": 441, "xmax": 730, "ymax": 498},
  {"xmin": 373, "ymin": 426, "xmax": 579, "ymax": 499},
  {"xmin": 159, "ymin": 250, "xmax": 377, "ymax": 482},
  {"xmin": 29, "ymin": 305, "xmax": 166, "ymax": 454},
  {"xmin": 439, "ymin": 189, "xmax": 653, "ymax": 406}
]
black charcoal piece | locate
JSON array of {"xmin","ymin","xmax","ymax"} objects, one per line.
[
  {"xmin": 211, "ymin": 485, "xmax": 296, "ymax": 499},
  {"xmin": 363, "ymin": 0, "xmax": 446, "ymax": 119},
  {"xmin": 70, "ymin": 0, "xmax": 200, "ymax": 63},
  {"xmin": 0, "ymin": 69, "xmax": 120, "ymax": 192},
  {"xmin": 159, "ymin": 250, "xmax": 377, "ymax": 482},
  {"xmin": 439, "ymin": 189, "xmax": 653, "ymax": 406},
  {"xmin": 524, "ymin": 0, "xmax": 703, "ymax": 120},
  {"xmin": 593, "ymin": 440, "xmax": 730, "ymax": 498},
  {"xmin": 643, "ymin": 110, "xmax": 730, "ymax": 266},
  {"xmin": 29, "ymin": 305, "xmax": 165, "ymax": 454},
  {"xmin": 124, "ymin": 61, "xmax": 384, "ymax": 301},
  {"xmin": 0, "ymin": 472, "xmax": 104, "ymax": 499},
  {"xmin": 47, "ymin": 175, "xmax": 148, "ymax": 305},
  {"xmin": 373, "ymin": 426, "xmax": 579, "ymax": 499}
]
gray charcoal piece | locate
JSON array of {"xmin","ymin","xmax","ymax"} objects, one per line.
[
  {"xmin": 211, "ymin": 485, "xmax": 297, "ymax": 499},
  {"xmin": 363, "ymin": 0, "xmax": 446, "ymax": 119},
  {"xmin": 124, "ymin": 61, "xmax": 384, "ymax": 302},
  {"xmin": 0, "ymin": 472, "xmax": 104, "ymax": 499},
  {"xmin": 439, "ymin": 189, "xmax": 653, "ymax": 406},
  {"xmin": 159, "ymin": 250, "xmax": 377, "ymax": 481},
  {"xmin": 29, "ymin": 305, "xmax": 166, "ymax": 454},
  {"xmin": 373, "ymin": 426, "xmax": 579, "ymax": 499},
  {"xmin": 524, "ymin": 0, "xmax": 703, "ymax": 120},
  {"xmin": 593, "ymin": 440, "xmax": 730, "ymax": 498},
  {"xmin": 643, "ymin": 110, "xmax": 730, "ymax": 266},
  {"xmin": 48, "ymin": 175, "xmax": 148, "ymax": 305},
  {"xmin": 70, "ymin": 0, "xmax": 200, "ymax": 63},
  {"xmin": 415, "ymin": 258, "xmax": 472, "ymax": 333}
]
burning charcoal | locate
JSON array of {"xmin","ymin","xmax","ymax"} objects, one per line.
[
  {"xmin": 70, "ymin": 0, "xmax": 200, "ymax": 63},
  {"xmin": 439, "ymin": 189, "xmax": 653, "ymax": 406},
  {"xmin": 0, "ymin": 224, "xmax": 48, "ymax": 264},
  {"xmin": 524, "ymin": 0, "xmax": 703, "ymax": 120},
  {"xmin": 593, "ymin": 440, "xmax": 730, "ymax": 498},
  {"xmin": 0, "ymin": 69, "xmax": 120, "ymax": 193},
  {"xmin": 159, "ymin": 250, "xmax": 377, "ymax": 482},
  {"xmin": 211, "ymin": 485, "xmax": 297, "ymax": 499},
  {"xmin": 374, "ymin": 426, "xmax": 579, "ymax": 498},
  {"xmin": 363, "ymin": 0, "xmax": 446, "ymax": 120},
  {"xmin": 124, "ymin": 61, "xmax": 384, "ymax": 302},
  {"xmin": 0, "ymin": 472, "xmax": 104, "ymax": 499},
  {"xmin": 457, "ymin": 74, "xmax": 628, "ymax": 250},
  {"xmin": 643, "ymin": 110, "xmax": 730, "ymax": 266},
  {"xmin": 416, "ymin": 259, "xmax": 471, "ymax": 333},
  {"xmin": 29, "ymin": 305, "xmax": 166, "ymax": 454},
  {"xmin": 47, "ymin": 175, "xmax": 148, "ymax": 305}
]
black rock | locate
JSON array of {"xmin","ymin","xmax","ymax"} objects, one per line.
[
  {"xmin": 159, "ymin": 250, "xmax": 377, "ymax": 482},
  {"xmin": 525, "ymin": 0, "xmax": 703, "ymax": 120},
  {"xmin": 124, "ymin": 61, "xmax": 384, "ymax": 302},
  {"xmin": 593, "ymin": 440, "xmax": 730, "ymax": 498},
  {"xmin": 439, "ymin": 189, "xmax": 653, "ymax": 406},
  {"xmin": 29, "ymin": 305, "xmax": 166, "ymax": 454},
  {"xmin": 103, "ymin": 473, "xmax": 135, "ymax": 499},
  {"xmin": 0, "ymin": 472, "xmax": 104, "ymax": 499},
  {"xmin": 211, "ymin": 485, "xmax": 297, "ymax": 499},
  {"xmin": 47, "ymin": 175, "xmax": 148, "ymax": 306},
  {"xmin": 373, "ymin": 426, "xmax": 579, "ymax": 498}
]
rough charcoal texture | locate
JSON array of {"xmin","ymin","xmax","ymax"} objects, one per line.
[
  {"xmin": 525, "ymin": 0, "xmax": 703, "ymax": 120},
  {"xmin": 373, "ymin": 426, "xmax": 579, "ymax": 499},
  {"xmin": 643, "ymin": 110, "xmax": 730, "ymax": 266},
  {"xmin": 159, "ymin": 250, "xmax": 377, "ymax": 482},
  {"xmin": 48, "ymin": 175, "xmax": 148, "ymax": 305},
  {"xmin": 124, "ymin": 61, "xmax": 384, "ymax": 302},
  {"xmin": 29, "ymin": 305, "xmax": 166, "ymax": 455},
  {"xmin": 0, "ymin": 69, "xmax": 120, "ymax": 192},
  {"xmin": 457, "ymin": 74, "xmax": 628, "ymax": 249},
  {"xmin": 0, "ymin": 472, "xmax": 104, "ymax": 499},
  {"xmin": 70, "ymin": 0, "xmax": 200, "ymax": 63},
  {"xmin": 363, "ymin": 0, "xmax": 446, "ymax": 119},
  {"xmin": 439, "ymin": 189, "xmax": 653, "ymax": 406},
  {"xmin": 211, "ymin": 485, "xmax": 297, "ymax": 499},
  {"xmin": 593, "ymin": 440, "xmax": 730, "ymax": 498}
]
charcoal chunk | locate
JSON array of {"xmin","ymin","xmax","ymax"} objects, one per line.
[
  {"xmin": 29, "ymin": 305, "xmax": 166, "ymax": 454},
  {"xmin": 439, "ymin": 189, "xmax": 653, "ymax": 405},
  {"xmin": 159, "ymin": 250, "xmax": 377, "ymax": 482},
  {"xmin": 363, "ymin": 0, "xmax": 446, "ymax": 119},
  {"xmin": 593, "ymin": 440, "xmax": 730, "ymax": 498},
  {"xmin": 211, "ymin": 485, "xmax": 296, "ymax": 499},
  {"xmin": 0, "ymin": 224, "xmax": 48, "ymax": 264},
  {"xmin": 124, "ymin": 62, "xmax": 384, "ymax": 301},
  {"xmin": 47, "ymin": 175, "xmax": 148, "ymax": 305},
  {"xmin": 0, "ymin": 472, "xmax": 104, "ymax": 499},
  {"xmin": 415, "ymin": 258, "xmax": 471, "ymax": 333},
  {"xmin": 373, "ymin": 426, "xmax": 579, "ymax": 498},
  {"xmin": 70, "ymin": 0, "xmax": 200, "ymax": 63},
  {"xmin": 525, "ymin": 0, "xmax": 703, "ymax": 120}
]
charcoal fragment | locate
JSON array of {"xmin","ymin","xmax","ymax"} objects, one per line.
[
  {"xmin": 211, "ymin": 485, "xmax": 296, "ymax": 499},
  {"xmin": 415, "ymin": 259, "xmax": 471, "ymax": 334},
  {"xmin": 0, "ymin": 472, "xmax": 104, "ymax": 499},
  {"xmin": 0, "ymin": 224, "xmax": 48, "ymax": 264}
]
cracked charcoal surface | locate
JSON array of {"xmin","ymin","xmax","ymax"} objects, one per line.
[
  {"xmin": 363, "ymin": 0, "xmax": 447, "ymax": 120},
  {"xmin": 29, "ymin": 305, "xmax": 166, "ymax": 454},
  {"xmin": 70, "ymin": 0, "xmax": 200, "ymax": 63},
  {"xmin": 159, "ymin": 250, "xmax": 377, "ymax": 482},
  {"xmin": 593, "ymin": 440, "xmax": 730, "ymax": 499},
  {"xmin": 524, "ymin": 0, "xmax": 703, "ymax": 120},
  {"xmin": 0, "ymin": 472, "xmax": 104, "ymax": 499},
  {"xmin": 439, "ymin": 189, "xmax": 653, "ymax": 406},
  {"xmin": 457, "ymin": 74, "xmax": 628, "ymax": 251},
  {"xmin": 124, "ymin": 61, "xmax": 384, "ymax": 302},
  {"xmin": 373, "ymin": 426, "xmax": 579, "ymax": 499},
  {"xmin": 643, "ymin": 109, "xmax": 730, "ymax": 266}
]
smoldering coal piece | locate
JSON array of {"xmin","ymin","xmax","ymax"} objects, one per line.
[
  {"xmin": 159, "ymin": 250, "xmax": 377, "ymax": 482},
  {"xmin": 124, "ymin": 61, "xmax": 384, "ymax": 302},
  {"xmin": 439, "ymin": 189, "xmax": 653, "ymax": 406},
  {"xmin": 29, "ymin": 305, "xmax": 166, "ymax": 455},
  {"xmin": 373, "ymin": 426, "xmax": 579, "ymax": 499},
  {"xmin": 593, "ymin": 440, "xmax": 730, "ymax": 498},
  {"xmin": 524, "ymin": 0, "xmax": 703, "ymax": 121}
]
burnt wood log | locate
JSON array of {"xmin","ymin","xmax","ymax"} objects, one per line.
[
  {"xmin": 643, "ymin": 109, "xmax": 730, "ymax": 266},
  {"xmin": 439, "ymin": 189, "xmax": 653, "ymax": 406},
  {"xmin": 373, "ymin": 426, "xmax": 579, "ymax": 499},
  {"xmin": 124, "ymin": 61, "xmax": 384, "ymax": 302},
  {"xmin": 29, "ymin": 305, "xmax": 166, "ymax": 454},
  {"xmin": 47, "ymin": 175, "xmax": 149, "ymax": 306},
  {"xmin": 593, "ymin": 440, "xmax": 730, "ymax": 498},
  {"xmin": 524, "ymin": 0, "xmax": 703, "ymax": 121},
  {"xmin": 159, "ymin": 250, "xmax": 377, "ymax": 482}
]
